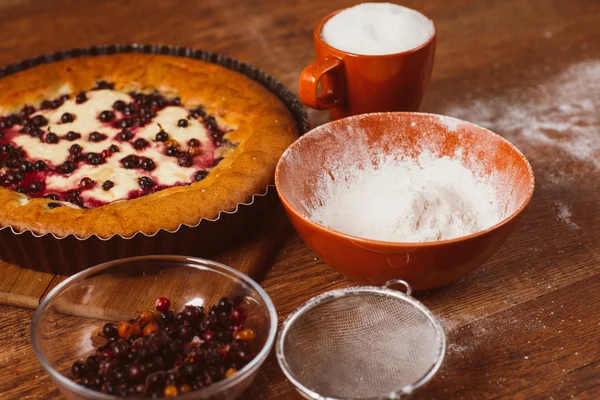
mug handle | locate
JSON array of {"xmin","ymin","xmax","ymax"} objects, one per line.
[{"xmin": 298, "ymin": 56, "xmax": 345, "ymax": 110}]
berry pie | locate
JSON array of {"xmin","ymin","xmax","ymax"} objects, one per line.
[{"xmin": 0, "ymin": 54, "xmax": 298, "ymax": 237}]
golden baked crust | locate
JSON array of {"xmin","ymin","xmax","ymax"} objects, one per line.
[{"xmin": 0, "ymin": 53, "xmax": 298, "ymax": 238}]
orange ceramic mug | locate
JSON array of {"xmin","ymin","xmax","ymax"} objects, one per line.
[{"xmin": 299, "ymin": 7, "xmax": 437, "ymax": 120}]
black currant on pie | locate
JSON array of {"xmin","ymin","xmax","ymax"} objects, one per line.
[{"xmin": 0, "ymin": 54, "xmax": 298, "ymax": 238}]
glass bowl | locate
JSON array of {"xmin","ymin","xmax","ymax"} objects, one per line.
[{"xmin": 31, "ymin": 255, "xmax": 277, "ymax": 399}]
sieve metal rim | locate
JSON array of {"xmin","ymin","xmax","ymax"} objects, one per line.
[{"xmin": 275, "ymin": 283, "xmax": 446, "ymax": 400}]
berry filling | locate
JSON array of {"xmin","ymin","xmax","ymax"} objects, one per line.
[
  {"xmin": 69, "ymin": 296, "xmax": 257, "ymax": 397},
  {"xmin": 0, "ymin": 83, "xmax": 233, "ymax": 208}
]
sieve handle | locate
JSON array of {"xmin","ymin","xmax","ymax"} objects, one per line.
[{"xmin": 383, "ymin": 279, "xmax": 412, "ymax": 296}]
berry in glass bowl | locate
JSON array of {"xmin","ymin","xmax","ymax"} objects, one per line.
[
  {"xmin": 31, "ymin": 256, "xmax": 277, "ymax": 399},
  {"xmin": 68, "ymin": 296, "xmax": 257, "ymax": 397}
]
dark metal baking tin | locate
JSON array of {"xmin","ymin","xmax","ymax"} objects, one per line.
[{"xmin": 0, "ymin": 44, "xmax": 309, "ymax": 275}]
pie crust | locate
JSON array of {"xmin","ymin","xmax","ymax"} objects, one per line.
[{"xmin": 0, "ymin": 53, "xmax": 299, "ymax": 238}]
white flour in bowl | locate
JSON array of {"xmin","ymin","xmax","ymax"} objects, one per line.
[{"xmin": 308, "ymin": 150, "xmax": 503, "ymax": 242}]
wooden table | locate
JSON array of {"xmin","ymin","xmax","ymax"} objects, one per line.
[{"xmin": 1, "ymin": 0, "xmax": 599, "ymax": 398}]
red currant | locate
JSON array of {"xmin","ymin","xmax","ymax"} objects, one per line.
[
  {"xmin": 155, "ymin": 297, "xmax": 171, "ymax": 312},
  {"xmin": 229, "ymin": 307, "xmax": 247, "ymax": 324}
]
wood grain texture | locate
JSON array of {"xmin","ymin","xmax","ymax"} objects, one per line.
[
  {"xmin": 0, "ymin": 0, "xmax": 599, "ymax": 399},
  {"xmin": 0, "ymin": 261, "xmax": 54, "ymax": 308}
]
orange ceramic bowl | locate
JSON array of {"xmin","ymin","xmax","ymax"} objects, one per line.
[{"xmin": 275, "ymin": 112, "xmax": 535, "ymax": 291}]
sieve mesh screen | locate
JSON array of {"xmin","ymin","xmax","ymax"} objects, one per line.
[{"xmin": 279, "ymin": 289, "xmax": 444, "ymax": 399}]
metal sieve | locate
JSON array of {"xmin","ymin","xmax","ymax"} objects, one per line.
[{"xmin": 276, "ymin": 280, "xmax": 445, "ymax": 400}]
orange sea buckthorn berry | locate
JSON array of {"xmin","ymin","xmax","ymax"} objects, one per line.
[
  {"xmin": 164, "ymin": 138, "xmax": 179, "ymax": 148},
  {"xmin": 187, "ymin": 146, "xmax": 202, "ymax": 156},
  {"xmin": 163, "ymin": 385, "xmax": 178, "ymax": 397},
  {"xmin": 234, "ymin": 328, "xmax": 256, "ymax": 341},
  {"xmin": 131, "ymin": 322, "xmax": 142, "ymax": 337},
  {"xmin": 225, "ymin": 368, "xmax": 237, "ymax": 378},
  {"xmin": 138, "ymin": 310, "xmax": 155, "ymax": 324},
  {"xmin": 143, "ymin": 322, "xmax": 159, "ymax": 337},
  {"xmin": 118, "ymin": 321, "xmax": 133, "ymax": 339},
  {"xmin": 179, "ymin": 384, "xmax": 191, "ymax": 394}
]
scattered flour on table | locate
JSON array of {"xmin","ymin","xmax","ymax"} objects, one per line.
[
  {"xmin": 442, "ymin": 60, "xmax": 600, "ymax": 230},
  {"xmin": 443, "ymin": 60, "xmax": 600, "ymax": 169},
  {"xmin": 308, "ymin": 150, "xmax": 504, "ymax": 243},
  {"xmin": 553, "ymin": 201, "xmax": 580, "ymax": 230}
]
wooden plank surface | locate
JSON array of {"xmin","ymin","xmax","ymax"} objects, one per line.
[
  {"xmin": 1, "ymin": 0, "xmax": 600, "ymax": 399},
  {"xmin": 0, "ymin": 198, "xmax": 285, "ymax": 309},
  {"xmin": 0, "ymin": 262, "xmax": 54, "ymax": 309}
]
